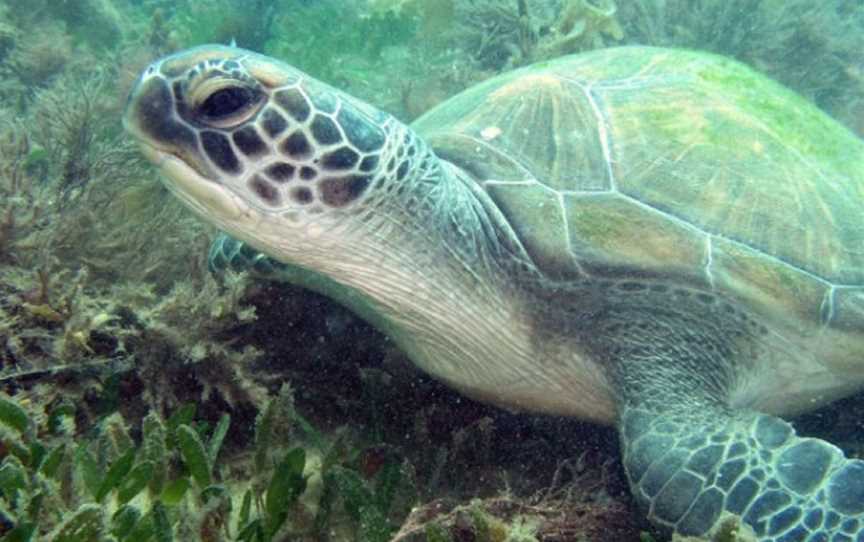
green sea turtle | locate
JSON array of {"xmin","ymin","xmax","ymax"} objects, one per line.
[{"xmin": 123, "ymin": 44, "xmax": 864, "ymax": 540}]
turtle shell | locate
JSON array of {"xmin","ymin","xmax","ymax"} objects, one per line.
[{"xmin": 412, "ymin": 46, "xmax": 864, "ymax": 366}]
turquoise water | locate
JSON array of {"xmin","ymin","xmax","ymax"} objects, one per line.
[{"xmin": 0, "ymin": 1, "xmax": 862, "ymax": 541}]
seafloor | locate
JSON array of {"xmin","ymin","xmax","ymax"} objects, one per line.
[{"xmin": 0, "ymin": 1, "xmax": 862, "ymax": 541}]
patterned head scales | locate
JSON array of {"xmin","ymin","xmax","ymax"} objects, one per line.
[{"xmin": 123, "ymin": 45, "xmax": 421, "ymax": 219}]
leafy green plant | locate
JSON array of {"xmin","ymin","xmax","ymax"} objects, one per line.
[
  {"xmin": 0, "ymin": 387, "xmax": 419, "ymax": 541},
  {"xmin": 321, "ymin": 465, "xmax": 399, "ymax": 542},
  {"xmin": 0, "ymin": 395, "xmax": 237, "ymax": 540},
  {"xmin": 235, "ymin": 447, "xmax": 307, "ymax": 542}
]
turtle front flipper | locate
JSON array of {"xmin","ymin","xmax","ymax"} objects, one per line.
[
  {"xmin": 208, "ymin": 233, "xmax": 285, "ymax": 277},
  {"xmin": 620, "ymin": 407, "xmax": 864, "ymax": 539},
  {"xmin": 597, "ymin": 297, "xmax": 864, "ymax": 540}
]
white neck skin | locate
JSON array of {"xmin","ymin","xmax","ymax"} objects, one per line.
[{"xmin": 232, "ymin": 157, "xmax": 616, "ymax": 423}]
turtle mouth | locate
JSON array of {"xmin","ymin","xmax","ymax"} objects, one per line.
[{"xmin": 136, "ymin": 141, "xmax": 248, "ymax": 224}]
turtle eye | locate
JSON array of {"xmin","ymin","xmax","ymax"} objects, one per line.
[
  {"xmin": 189, "ymin": 77, "xmax": 263, "ymax": 128},
  {"xmin": 199, "ymin": 87, "xmax": 253, "ymax": 120}
]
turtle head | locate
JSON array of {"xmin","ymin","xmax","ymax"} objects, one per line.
[
  {"xmin": 123, "ymin": 44, "xmax": 417, "ymax": 259},
  {"xmin": 123, "ymin": 45, "xmax": 529, "ymax": 378}
]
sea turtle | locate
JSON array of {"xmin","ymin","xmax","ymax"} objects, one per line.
[{"xmin": 123, "ymin": 44, "xmax": 864, "ymax": 540}]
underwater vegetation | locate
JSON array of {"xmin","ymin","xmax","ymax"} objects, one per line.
[
  {"xmin": 3, "ymin": 0, "xmax": 124, "ymax": 50},
  {"xmin": 0, "ymin": 353, "xmax": 642, "ymax": 541},
  {"xmin": 0, "ymin": 384, "xmax": 420, "ymax": 541},
  {"xmin": 451, "ymin": 0, "xmax": 624, "ymax": 71}
]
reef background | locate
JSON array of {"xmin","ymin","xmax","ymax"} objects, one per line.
[{"xmin": 0, "ymin": 1, "xmax": 862, "ymax": 541}]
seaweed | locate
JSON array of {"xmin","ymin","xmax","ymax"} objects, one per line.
[
  {"xmin": 449, "ymin": 0, "xmax": 624, "ymax": 71},
  {"xmin": 53, "ymin": 0, "xmax": 125, "ymax": 49},
  {"xmin": 29, "ymin": 71, "xmax": 127, "ymax": 201},
  {"xmin": 4, "ymin": 0, "xmax": 124, "ymax": 49},
  {"xmin": 0, "ymin": 121, "xmax": 45, "ymax": 264},
  {"xmin": 391, "ymin": 453, "xmax": 638, "ymax": 542},
  {"xmin": 0, "ymin": 395, "xmax": 238, "ymax": 540},
  {"xmin": 0, "ymin": 385, "xmax": 425, "ymax": 541},
  {"xmin": 0, "ymin": 6, "xmax": 15, "ymax": 64},
  {"xmin": 0, "ymin": 64, "xmax": 245, "ymax": 388},
  {"xmin": 1, "ymin": 20, "xmax": 72, "ymax": 93}
]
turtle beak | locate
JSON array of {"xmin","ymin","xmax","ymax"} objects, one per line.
[
  {"xmin": 123, "ymin": 66, "xmax": 246, "ymax": 223},
  {"xmin": 123, "ymin": 69, "xmax": 216, "ymax": 182},
  {"xmin": 123, "ymin": 72, "xmax": 194, "ymax": 158}
]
